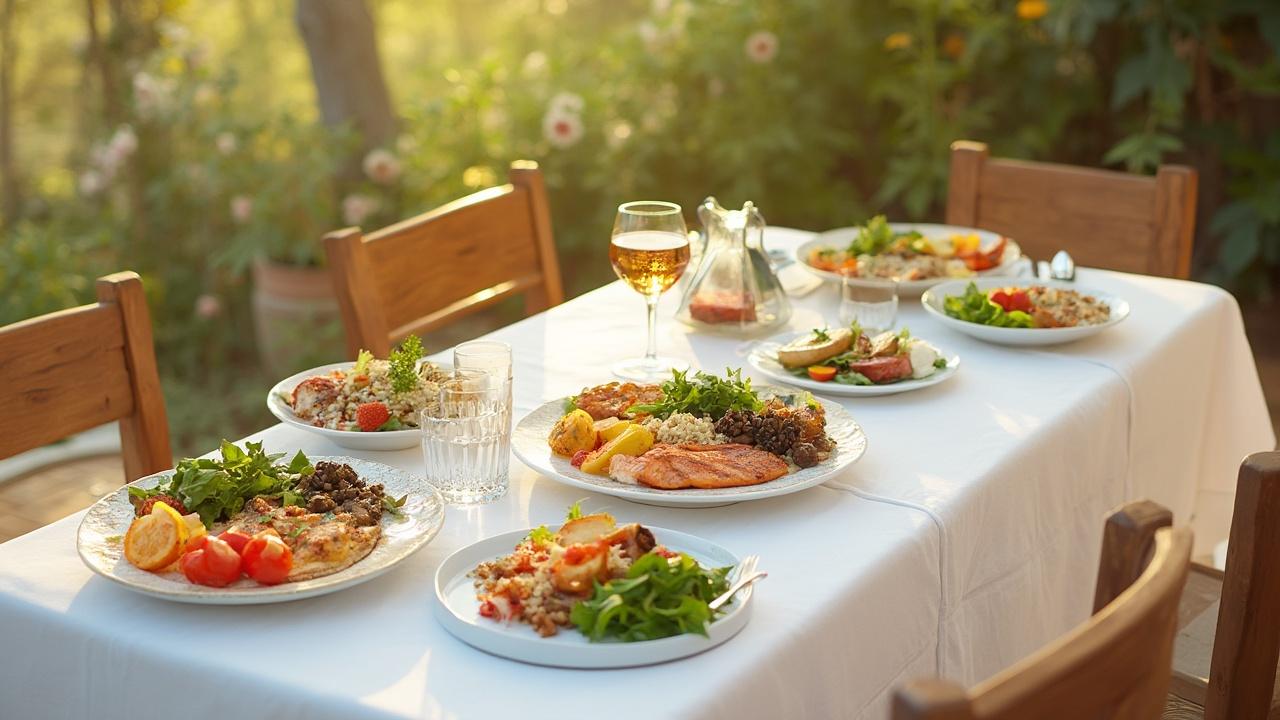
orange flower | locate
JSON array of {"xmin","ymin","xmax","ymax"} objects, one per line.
[
  {"xmin": 1016, "ymin": 0, "xmax": 1048, "ymax": 20},
  {"xmin": 883, "ymin": 32, "xmax": 913, "ymax": 51},
  {"xmin": 942, "ymin": 33, "xmax": 966, "ymax": 59}
]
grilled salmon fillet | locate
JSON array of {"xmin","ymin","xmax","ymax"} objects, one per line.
[{"xmin": 609, "ymin": 443, "xmax": 789, "ymax": 489}]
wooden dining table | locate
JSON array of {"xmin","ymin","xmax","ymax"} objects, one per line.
[{"xmin": 0, "ymin": 227, "xmax": 1272, "ymax": 719}]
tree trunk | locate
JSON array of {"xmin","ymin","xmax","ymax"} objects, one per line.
[
  {"xmin": 85, "ymin": 0, "xmax": 121, "ymax": 128},
  {"xmin": 0, "ymin": 0, "xmax": 20, "ymax": 227},
  {"xmin": 295, "ymin": 0, "xmax": 397, "ymax": 149}
]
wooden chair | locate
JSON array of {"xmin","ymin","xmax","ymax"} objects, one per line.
[
  {"xmin": 0, "ymin": 272, "xmax": 172, "ymax": 481},
  {"xmin": 946, "ymin": 140, "xmax": 1198, "ymax": 279},
  {"xmin": 325, "ymin": 160, "xmax": 564, "ymax": 358},
  {"xmin": 1165, "ymin": 451, "xmax": 1280, "ymax": 720},
  {"xmin": 893, "ymin": 501, "xmax": 1192, "ymax": 720}
]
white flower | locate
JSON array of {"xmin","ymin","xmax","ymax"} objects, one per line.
[
  {"xmin": 605, "ymin": 120, "xmax": 633, "ymax": 149},
  {"xmin": 521, "ymin": 51, "xmax": 548, "ymax": 78},
  {"xmin": 194, "ymin": 294, "xmax": 222, "ymax": 320},
  {"xmin": 744, "ymin": 30, "xmax": 779, "ymax": 63},
  {"xmin": 109, "ymin": 125, "xmax": 138, "ymax": 157},
  {"xmin": 362, "ymin": 148, "xmax": 402, "ymax": 185},
  {"xmin": 342, "ymin": 194, "xmax": 381, "ymax": 226},
  {"xmin": 215, "ymin": 132, "xmax": 237, "ymax": 156},
  {"xmin": 132, "ymin": 71, "xmax": 174, "ymax": 119},
  {"xmin": 542, "ymin": 110, "xmax": 584, "ymax": 149},
  {"xmin": 548, "ymin": 91, "xmax": 584, "ymax": 115},
  {"xmin": 230, "ymin": 195, "xmax": 253, "ymax": 224},
  {"xmin": 78, "ymin": 170, "xmax": 105, "ymax": 197}
]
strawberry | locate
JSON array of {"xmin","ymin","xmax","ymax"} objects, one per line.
[{"xmin": 356, "ymin": 401, "xmax": 391, "ymax": 432}]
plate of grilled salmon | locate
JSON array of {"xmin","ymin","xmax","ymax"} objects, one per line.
[{"xmin": 512, "ymin": 369, "xmax": 867, "ymax": 507}]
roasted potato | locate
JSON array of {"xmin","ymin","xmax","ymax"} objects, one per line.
[
  {"xmin": 548, "ymin": 409, "xmax": 597, "ymax": 456},
  {"xmin": 579, "ymin": 425, "xmax": 654, "ymax": 475},
  {"xmin": 557, "ymin": 513, "xmax": 616, "ymax": 546}
]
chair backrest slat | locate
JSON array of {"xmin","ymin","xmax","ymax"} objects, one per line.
[
  {"xmin": 894, "ymin": 505, "xmax": 1193, "ymax": 720},
  {"xmin": 946, "ymin": 140, "xmax": 1197, "ymax": 279},
  {"xmin": 1205, "ymin": 452, "xmax": 1280, "ymax": 720},
  {"xmin": 0, "ymin": 272, "xmax": 172, "ymax": 481},
  {"xmin": 326, "ymin": 161, "xmax": 563, "ymax": 358}
]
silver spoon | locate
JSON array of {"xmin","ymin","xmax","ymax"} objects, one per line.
[{"xmin": 1050, "ymin": 250, "xmax": 1076, "ymax": 281}]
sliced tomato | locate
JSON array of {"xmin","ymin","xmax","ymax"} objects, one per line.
[
  {"xmin": 218, "ymin": 530, "xmax": 253, "ymax": 555},
  {"xmin": 989, "ymin": 290, "xmax": 1013, "ymax": 311},
  {"xmin": 179, "ymin": 535, "xmax": 243, "ymax": 587},
  {"xmin": 807, "ymin": 366, "xmax": 838, "ymax": 382},
  {"xmin": 241, "ymin": 531, "xmax": 293, "ymax": 586},
  {"xmin": 1007, "ymin": 290, "xmax": 1033, "ymax": 313}
]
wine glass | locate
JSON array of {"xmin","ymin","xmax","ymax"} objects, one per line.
[{"xmin": 609, "ymin": 201, "xmax": 691, "ymax": 382}]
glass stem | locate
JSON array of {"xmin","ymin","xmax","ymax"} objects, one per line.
[{"xmin": 645, "ymin": 294, "xmax": 659, "ymax": 362}]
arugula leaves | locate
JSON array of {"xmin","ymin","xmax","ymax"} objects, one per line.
[
  {"xmin": 845, "ymin": 215, "xmax": 922, "ymax": 257},
  {"xmin": 943, "ymin": 282, "xmax": 1034, "ymax": 328},
  {"xmin": 389, "ymin": 335, "xmax": 424, "ymax": 393},
  {"xmin": 128, "ymin": 441, "xmax": 314, "ymax": 527},
  {"xmin": 570, "ymin": 552, "xmax": 732, "ymax": 642},
  {"xmin": 628, "ymin": 368, "xmax": 763, "ymax": 420}
]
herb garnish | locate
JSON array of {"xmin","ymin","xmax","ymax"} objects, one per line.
[
  {"xmin": 128, "ymin": 440, "xmax": 313, "ymax": 527},
  {"xmin": 569, "ymin": 552, "xmax": 732, "ymax": 642},
  {"xmin": 565, "ymin": 500, "xmax": 584, "ymax": 521},
  {"xmin": 388, "ymin": 335, "xmax": 424, "ymax": 393},
  {"xmin": 382, "ymin": 493, "xmax": 409, "ymax": 518},
  {"xmin": 353, "ymin": 348, "xmax": 373, "ymax": 375},
  {"xmin": 811, "ymin": 328, "xmax": 830, "ymax": 342},
  {"xmin": 628, "ymin": 368, "xmax": 763, "ymax": 420}
]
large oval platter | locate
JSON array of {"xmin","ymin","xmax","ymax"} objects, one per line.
[
  {"xmin": 267, "ymin": 361, "xmax": 452, "ymax": 452},
  {"xmin": 77, "ymin": 456, "xmax": 445, "ymax": 604},
  {"xmin": 434, "ymin": 527, "xmax": 751, "ymax": 668},
  {"xmin": 512, "ymin": 392, "xmax": 867, "ymax": 508},
  {"xmin": 794, "ymin": 223, "xmax": 1022, "ymax": 295},
  {"xmin": 747, "ymin": 331, "xmax": 960, "ymax": 397}
]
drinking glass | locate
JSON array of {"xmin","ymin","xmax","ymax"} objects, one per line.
[
  {"xmin": 609, "ymin": 201, "xmax": 691, "ymax": 382},
  {"xmin": 453, "ymin": 339, "xmax": 513, "ymax": 464},
  {"xmin": 839, "ymin": 275, "xmax": 898, "ymax": 332},
  {"xmin": 421, "ymin": 369, "xmax": 511, "ymax": 504}
]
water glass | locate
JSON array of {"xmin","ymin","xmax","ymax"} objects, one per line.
[
  {"xmin": 839, "ymin": 275, "xmax": 898, "ymax": 332},
  {"xmin": 453, "ymin": 339, "xmax": 513, "ymax": 461},
  {"xmin": 421, "ymin": 369, "xmax": 511, "ymax": 504}
]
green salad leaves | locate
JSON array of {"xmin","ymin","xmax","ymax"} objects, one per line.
[
  {"xmin": 628, "ymin": 367, "xmax": 763, "ymax": 420},
  {"xmin": 943, "ymin": 282, "xmax": 1033, "ymax": 328},
  {"xmin": 570, "ymin": 552, "xmax": 732, "ymax": 642},
  {"xmin": 389, "ymin": 335, "xmax": 424, "ymax": 393},
  {"xmin": 128, "ymin": 441, "xmax": 314, "ymax": 527},
  {"xmin": 845, "ymin": 215, "xmax": 921, "ymax": 257}
]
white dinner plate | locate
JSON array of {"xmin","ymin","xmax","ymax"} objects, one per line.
[
  {"xmin": 267, "ymin": 361, "xmax": 450, "ymax": 451},
  {"xmin": 511, "ymin": 390, "xmax": 867, "ymax": 508},
  {"xmin": 747, "ymin": 331, "xmax": 960, "ymax": 397},
  {"xmin": 77, "ymin": 456, "xmax": 446, "ymax": 604},
  {"xmin": 794, "ymin": 223, "xmax": 1022, "ymax": 295},
  {"xmin": 433, "ymin": 527, "xmax": 751, "ymax": 668},
  {"xmin": 921, "ymin": 278, "xmax": 1130, "ymax": 346}
]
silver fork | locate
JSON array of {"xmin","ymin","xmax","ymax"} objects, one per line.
[{"xmin": 710, "ymin": 555, "xmax": 766, "ymax": 611}]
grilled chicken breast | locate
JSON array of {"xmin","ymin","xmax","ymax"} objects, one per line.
[
  {"xmin": 608, "ymin": 443, "xmax": 789, "ymax": 489},
  {"xmin": 221, "ymin": 499, "xmax": 381, "ymax": 582}
]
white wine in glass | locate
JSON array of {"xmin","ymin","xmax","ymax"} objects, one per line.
[{"xmin": 609, "ymin": 201, "xmax": 691, "ymax": 382}]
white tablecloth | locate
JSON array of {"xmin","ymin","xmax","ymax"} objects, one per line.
[{"xmin": 0, "ymin": 228, "xmax": 1271, "ymax": 719}]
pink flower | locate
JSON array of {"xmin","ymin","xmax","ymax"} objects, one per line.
[
  {"xmin": 362, "ymin": 149, "xmax": 402, "ymax": 185},
  {"xmin": 342, "ymin": 194, "xmax": 380, "ymax": 226},
  {"xmin": 132, "ymin": 72, "xmax": 174, "ymax": 120},
  {"xmin": 108, "ymin": 126, "xmax": 138, "ymax": 159},
  {"xmin": 230, "ymin": 195, "xmax": 253, "ymax": 224},
  {"xmin": 194, "ymin": 294, "xmax": 222, "ymax": 319},
  {"xmin": 215, "ymin": 132, "xmax": 237, "ymax": 156},
  {"xmin": 744, "ymin": 31, "xmax": 779, "ymax": 63},
  {"xmin": 542, "ymin": 110, "xmax": 584, "ymax": 149}
]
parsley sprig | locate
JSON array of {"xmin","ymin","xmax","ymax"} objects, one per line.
[
  {"xmin": 628, "ymin": 368, "xmax": 763, "ymax": 420},
  {"xmin": 388, "ymin": 335, "xmax": 424, "ymax": 393}
]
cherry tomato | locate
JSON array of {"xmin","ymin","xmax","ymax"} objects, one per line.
[
  {"xmin": 219, "ymin": 530, "xmax": 252, "ymax": 555},
  {"xmin": 241, "ymin": 530, "xmax": 293, "ymax": 585},
  {"xmin": 570, "ymin": 449, "xmax": 590, "ymax": 467},
  {"xmin": 807, "ymin": 366, "xmax": 838, "ymax": 382},
  {"xmin": 179, "ymin": 535, "xmax": 243, "ymax": 587},
  {"xmin": 989, "ymin": 290, "xmax": 1013, "ymax": 311},
  {"xmin": 1007, "ymin": 290, "xmax": 1033, "ymax": 313}
]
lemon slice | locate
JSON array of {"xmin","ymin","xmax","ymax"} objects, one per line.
[{"xmin": 123, "ymin": 503, "xmax": 187, "ymax": 571}]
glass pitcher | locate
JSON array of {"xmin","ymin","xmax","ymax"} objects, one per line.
[{"xmin": 675, "ymin": 197, "xmax": 791, "ymax": 336}]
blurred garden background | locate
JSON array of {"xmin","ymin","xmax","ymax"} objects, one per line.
[{"xmin": 2, "ymin": 0, "xmax": 1278, "ymax": 460}]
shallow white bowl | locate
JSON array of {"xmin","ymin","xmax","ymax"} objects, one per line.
[
  {"xmin": 267, "ymin": 361, "xmax": 444, "ymax": 451},
  {"xmin": 793, "ymin": 223, "xmax": 1022, "ymax": 295},
  {"xmin": 434, "ymin": 527, "xmax": 751, "ymax": 668},
  {"xmin": 921, "ymin": 278, "xmax": 1130, "ymax": 346}
]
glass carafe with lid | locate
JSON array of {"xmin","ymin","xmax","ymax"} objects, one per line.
[{"xmin": 675, "ymin": 197, "xmax": 791, "ymax": 336}]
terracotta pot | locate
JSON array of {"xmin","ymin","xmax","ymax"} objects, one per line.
[{"xmin": 250, "ymin": 258, "xmax": 346, "ymax": 376}]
